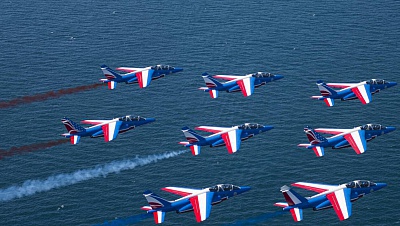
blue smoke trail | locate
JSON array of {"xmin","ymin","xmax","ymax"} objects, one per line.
[
  {"xmin": 227, "ymin": 210, "xmax": 287, "ymax": 225},
  {"xmin": 0, "ymin": 150, "xmax": 188, "ymax": 202},
  {"xmin": 94, "ymin": 213, "xmax": 152, "ymax": 226}
]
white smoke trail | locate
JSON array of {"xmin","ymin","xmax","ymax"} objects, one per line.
[{"xmin": 0, "ymin": 150, "xmax": 188, "ymax": 202}]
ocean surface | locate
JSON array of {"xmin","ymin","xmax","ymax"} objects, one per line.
[{"xmin": 0, "ymin": 0, "xmax": 399, "ymax": 225}]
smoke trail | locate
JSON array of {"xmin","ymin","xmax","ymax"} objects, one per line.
[
  {"xmin": 228, "ymin": 211, "xmax": 287, "ymax": 225},
  {"xmin": 0, "ymin": 139, "xmax": 69, "ymax": 159},
  {"xmin": 95, "ymin": 213, "xmax": 152, "ymax": 226},
  {"xmin": 0, "ymin": 150, "xmax": 188, "ymax": 202},
  {"xmin": 0, "ymin": 83, "xmax": 104, "ymax": 108}
]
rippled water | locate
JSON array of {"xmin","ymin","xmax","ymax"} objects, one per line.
[{"xmin": 0, "ymin": 0, "xmax": 399, "ymax": 225}]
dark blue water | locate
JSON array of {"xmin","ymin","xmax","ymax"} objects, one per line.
[{"xmin": 0, "ymin": 0, "xmax": 399, "ymax": 225}]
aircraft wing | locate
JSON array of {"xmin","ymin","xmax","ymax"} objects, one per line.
[
  {"xmin": 101, "ymin": 120, "xmax": 123, "ymax": 142},
  {"xmin": 343, "ymin": 130, "xmax": 367, "ymax": 154},
  {"xmin": 326, "ymin": 83, "xmax": 358, "ymax": 89},
  {"xmin": 189, "ymin": 192, "xmax": 214, "ymax": 222},
  {"xmin": 134, "ymin": 68, "xmax": 154, "ymax": 88},
  {"xmin": 161, "ymin": 187, "xmax": 202, "ymax": 197},
  {"xmin": 351, "ymin": 83, "xmax": 372, "ymax": 104},
  {"xmin": 314, "ymin": 128, "xmax": 354, "ymax": 135},
  {"xmin": 291, "ymin": 182, "xmax": 337, "ymax": 193},
  {"xmin": 80, "ymin": 120, "xmax": 109, "ymax": 125},
  {"xmin": 326, "ymin": 188, "xmax": 352, "ymax": 221},
  {"xmin": 195, "ymin": 126, "xmax": 231, "ymax": 133},
  {"xmin": 221, "ymin": 129, "xmax": 242, "ymax": 154},
  {"xmin": 236, "ymin": 77, "xmax": 256, "ymax": 97},
  {"xmin": 115, "ymin": 67, "xmax": 142, "ymax": 73},
  {"xmin": 213, "ymin": 75, "xmax": 244, "ymax": 81}
]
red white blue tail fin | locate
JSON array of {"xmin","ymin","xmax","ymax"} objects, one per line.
[
  {"xmin": 142, "ymin": 190, "xmax": 171, "ymax": 223},
  {"xmin": 101, "ymin": 65, "xmax": 122, "ymax": 80},
  {"xmin": 181, "ymin": 127, "xmax": 205, "ymax": 143},
  {"xmin": 304, "ymin": 126, "xmax": 327, "ymax": 144},
  {"xmin": 279, "ymin": 185, "xmax": 306, "ymax": 222},
  {"xmin": 202, "ymin": 73, "xmax": 223, "ymax": 88},
  {"xmin": 316, "ymin": 80, "xmax": 337, "ymax": 96},
  {"xmin": 62, "ymin": 117, "xmax": 86, "ymax": 134}
]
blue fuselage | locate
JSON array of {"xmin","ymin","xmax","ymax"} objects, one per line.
[
  {"xmin": 217, "ymin": 75, "xmax": 284, "ymax": 92},
  {"xmin": 196, "ymin": 125, "xmax": 273, "ymax": 148},
  {"xmin": 330, "ymin": 82, "xmax": 397, "ymax": 101},
  {"xmin": 117, "ymin": 68, "xmax": 183, "ymax": 84},
  {"xmin": 76, "ymin": 118, "xmax": 155, "ymax": 138},
  {"xmin": 315, "ymin": 126, "xmax": 395, "ymax": 149},
  {"xmin": 284, "ymin": 183, "xmax": 386, "ymax": 211}
]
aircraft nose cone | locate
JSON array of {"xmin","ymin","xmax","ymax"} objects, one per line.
[
  {"xmin": 375, "ymin": 183, "xmax": 387, "ymax": 191},
  {"xmin": 389, "ymin": 82, "xmax": 397, "ymax": 87},
  {"xmin": 173, "ymin": 67, "xmax": 183, "ymax": 73},
  {"xmin": 239, "ymin": 186, "xmax": 251, "ymax": 193},
  {"xmin": 262, "ymin": 125, "xmax": 274, "ymax": 132},
  {"xmin": 146, "ymin": 118, "xmax": 156, "ymax": 123},
  {"xmin": 274, "ymin": 74, "xmax": 284, "ymax": 80},
  {"xmin": 386, "ymin": 126, "xmax": 396, "ymax": 133}
]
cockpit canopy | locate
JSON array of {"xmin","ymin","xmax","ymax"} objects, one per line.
[
  {"xmin": 360, "ymin": 124, "xmax": 386, "ymax": 130},
  {"xmin": 237, "ymin": 123, "xmax": 264, "ymax": 130},
  {"xmin": 118, "ymin": 115, "xmax": 146, "ymax": 122},
  {"xmin": 151, "ymin": 65, "xmax": 175, "ymax": 70},
  {"xmin": 209, "ymin": 184, "xmax": 241, "ymax": 192},
  {"xmin": 251, "ymin": 72, "xmax": 274, "ymax": 78},
  {"xmin": 346, "ymin": 180, "xmax": 377, "ymax": 188},
  {"xmin": 367, "ymin": 79, "xmax": 388, "ymax": 85}
]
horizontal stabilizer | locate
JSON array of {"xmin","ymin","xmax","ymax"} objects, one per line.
[
  {"xmin": 312, "ymin": 146, "xmax": 324, "ymax": 157},
  {"xmin": 209, "ymin": 90, "xmax": 218, "ymax": 98},
  {"xmin": 290, "ymin": 208, "xmax": 303, "ymax": 222},
  {"xmin": 70, "ymin": 135, "xmax": 80, "ymax": 145},
  {"xmin": 152, "ymin": 211, "xmax": 165, "ymax": 224},
  {"xmin": 190, "ymin": 145, "xmax": 201, "ymax": 156},
  {"xmin": 108, "ymin": 81, "xmax": 116, "ymax": 90}
]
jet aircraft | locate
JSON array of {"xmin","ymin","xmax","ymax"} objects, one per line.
[
  {"xmin": 141, "ymin": 184, "xmax": 251, "ymax": 224},
  {"xmin": 199, "ymin": 72, "xmax": 283, "ymax": 98},
  {"xmin": 311, "ymin": 79, "xmax": 397, "ymax": 107},
  {"xmin": 274, "ymin": 180, "xmax": 386, "ymax": 222},
  {"xmin": 298, "ymin": 124, "xmax": 395, "ymax": 157},
  {"xmin": 100, "ymin": 64, "xmax": 183, "ymax": 89},
  {"xmin": 179, "ymin": 123, "xmax": 273, "ymax": 155},
  {"xmin": 61, "ymin": 115, "xmax": 155, "ymax": 144}
]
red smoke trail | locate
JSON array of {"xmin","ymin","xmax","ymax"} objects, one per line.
[
  {"xmin": 0, "ymin": 83, "xmax": 105, "ymax": 109},
  {"xmin": 0, "ymin": 139, "xmax": 69, "ymax": 159}
]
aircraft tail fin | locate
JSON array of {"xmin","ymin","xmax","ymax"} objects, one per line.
[
  {"xmin": 181, "ymin": 126, "xmax": 206, "ymax": 143},
  {"xmin": 304, "ymin": 126, "xmax": 327, "ymax": 144},
  {"xmin": 316, "ymin": 80, "xmax": 337, "ymax": 96},
  {"xmin": 280, "ymin": 185, "xmax": 306, "ymax": 222},
  {"xmin": 202, "ymin": 73, "xmax": 223, "ymax": 88},
  {"xmin": 61, "ymin": 117, "xmax": 86, "ymax": 134},
  {"xmin": 143, "ymin": 190, "xmax": 171, "ymax": 210},
  {"xmin": 101, "ymin": 65, "xmax": 122, "ymax": 80}
]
